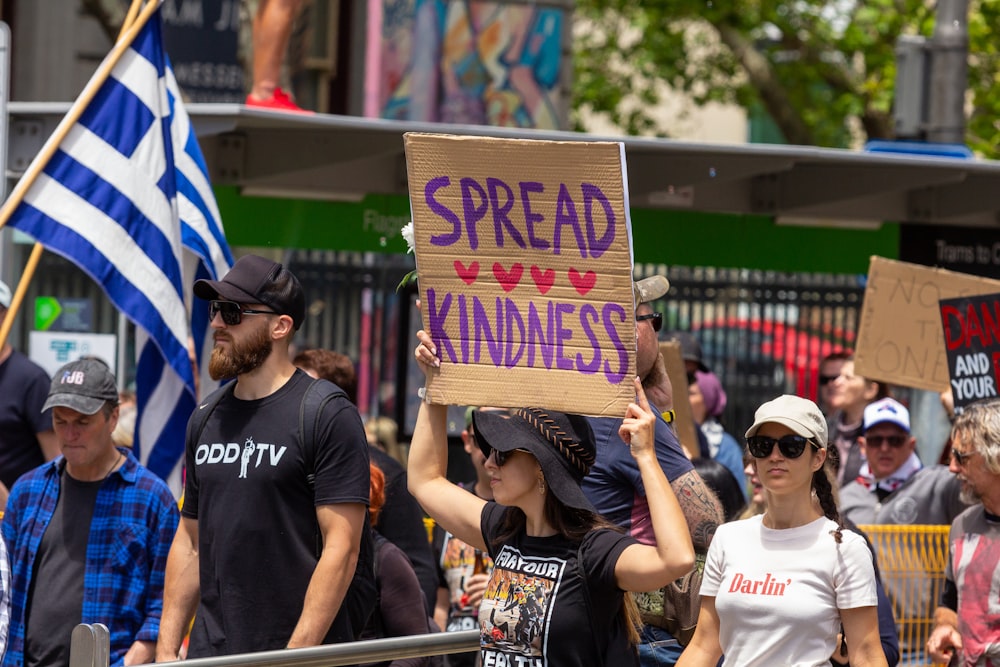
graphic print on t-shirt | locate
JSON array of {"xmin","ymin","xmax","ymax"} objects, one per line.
[
  {"xmin": 952, "ymin": 523, "xmax": 1000, "ymax": 665},
  {"xmin": 442, "ymin": 533, "xmax": 494, "ymax": 631},
  {"xmin": 479, "ymin": 545, "xmax": 565, "ymax": 665},
  {"xmin": 194, "ymin": 436, "xmax": 288, "ymax": 479}
]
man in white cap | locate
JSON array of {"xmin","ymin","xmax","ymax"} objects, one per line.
[
  {"xmin": 840, "ymin": 397, "xmax": 966, "ymax": 524},
  {"xmin": 583, "ymin": 275, "xmax": 724, "ymax": 664},
  {"xmin": 840, "ymin": 396, "xmax": 969, "ymax": 663},
  {"xmin": 0, "ymin": 279, "xmax": 59, "ymax": 506}
]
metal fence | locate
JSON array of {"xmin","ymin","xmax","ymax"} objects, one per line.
[
  {"xmin": 8, "ymin": 246, "xmax": 868, "ymax": 436},
  {"xmin": 636, "ymin": 262, "xmax": 866, "ymax": 435}
]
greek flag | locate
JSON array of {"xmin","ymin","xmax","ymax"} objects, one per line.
[{"xmin": 6, "ymin": 11, "xmax": 232, "ymax": 486}]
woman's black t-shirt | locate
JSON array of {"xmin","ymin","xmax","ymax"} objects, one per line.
[{"xmin": 478, "ymin": 502, "xmax": 639, "ymax": 666}]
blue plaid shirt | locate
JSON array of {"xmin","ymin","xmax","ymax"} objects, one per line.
[{"xmin": 1, "ymin": 448, "xmax": 179, "ymax": 667}]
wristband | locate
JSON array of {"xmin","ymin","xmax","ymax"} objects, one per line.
[{"xmin": 661, "ymin": 409, "xmax": 675, "ymax": 423}]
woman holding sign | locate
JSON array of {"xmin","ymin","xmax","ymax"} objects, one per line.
[
  {"xmin": 408, "ymin": 329, "xmax": 694, "ymax": 665},
  {"xmin": 676, "ymin": 395, "xmax": 887, "ymax": 667}
]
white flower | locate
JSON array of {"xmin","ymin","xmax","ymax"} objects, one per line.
[{"xmin": 401, "ymin": 221, "xmax": 415, "ymax": 254}]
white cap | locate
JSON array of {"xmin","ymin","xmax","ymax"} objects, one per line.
[
  {"xmin": 0, "ymin": 280, "xmax": 10, "ymax": 309},
  {"xmin": 864, "ymin": 397, "xmax": 910, "ymax": 433},
  {"xmin": 745, "ymin": 394, "xmax": 828, "ymax": 448}
]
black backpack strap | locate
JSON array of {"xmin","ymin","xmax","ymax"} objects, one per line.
[
  {"xmin": 297, "ymin": 378, "xmax": 348, "ymax": 557},
  {"xmin": 187, "ymin": 381, "xmax": 237, "ymax": 447},
  {"xmin": 295, "ymin": 377, "xmax": 376, "ymax": 640},
  {"xmin": 297, "ymin": 377, "xmax": 347, "ymax": 489}
]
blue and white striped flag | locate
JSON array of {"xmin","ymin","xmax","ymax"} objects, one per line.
[{"xmin": 6, "ymin": 11, "xmax": 232, "ymax": 487}]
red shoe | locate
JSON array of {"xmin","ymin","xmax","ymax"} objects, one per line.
[{"xmin": 245, "ymin": 88, "xmax": 314, "ymax": 114}]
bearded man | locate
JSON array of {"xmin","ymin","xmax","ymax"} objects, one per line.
[{"xmin": 156, "ymin": 255, "xmax": 372, "ymax": 661}]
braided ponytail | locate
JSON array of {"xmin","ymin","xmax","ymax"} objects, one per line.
[{"xmin": 813, "ymin": 453, "xmax": 844, "ymax": 543}]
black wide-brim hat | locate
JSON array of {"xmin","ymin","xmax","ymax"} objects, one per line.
[{"xmin": 472, "ymin": 408, "xmax": 597, "ymax": 512}]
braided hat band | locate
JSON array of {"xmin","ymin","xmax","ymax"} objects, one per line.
[
  {"xmin": 472, "ymin": 407, "xmax": 598, "ymax": 512},
  {"xmin": 512, "ymin": 408, "xmax": 596, "ymax": 477}
]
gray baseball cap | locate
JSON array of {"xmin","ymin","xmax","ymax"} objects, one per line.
[
  {"xmin": 42, "ymin": 359, "xmax": 119, "ymax": 415},
  {"xmin": 634, "ymin": 275, "xmax": 670, "ymax": 304}
]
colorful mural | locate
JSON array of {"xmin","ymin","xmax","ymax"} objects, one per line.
[{"xmin": 374, "ymin": 0, "xmax": 566, "ymax": 129}]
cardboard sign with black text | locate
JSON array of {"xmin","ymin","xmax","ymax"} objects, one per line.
[
  {"xmin": 855, "ymin": 256, "xmax": 1000, "ymax": 391},
  {"xmin": 404, "ymin": 133, "xmax": 635, "ymax": 416},
  {"xmin": 939, "ymin": 293, "xmax": 1000, "ymax": 412}
]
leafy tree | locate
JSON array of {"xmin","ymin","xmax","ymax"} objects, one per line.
[{"xmin": 573, "ymin": 0, "xmax": 1000, "ymax": 157}]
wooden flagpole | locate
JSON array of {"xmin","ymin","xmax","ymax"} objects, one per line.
[
  {"xmin": 0, "ymin": 0, "xmax": 162, "ymax": 350},
  {"xmin": 0, "ymin": 242, "xmax": 43, "ymax": 350},
  {"xmin": 119, "ymin": 0, "xmax": 145, "ymax": 40}
]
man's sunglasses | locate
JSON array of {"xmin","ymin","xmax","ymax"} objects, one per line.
[
  {"xmin": 209, "ymin": 300, "xmax": 276, "ymax": 326},
  {"xmin": 950, "ymin": 448, "xmax": 975, "ymax": 466},
  {"xmin": 746, "ymin": 434, "xmax": 818, "ymax": 459},
  {"xmin": 818, "ymin": 374, "xmax": 839, "ymax": 386},
  {"xmin": 865, "ymin": 435, "xmax": 908, "ymax": 448},
  {"xmin": 636, "ymin": 312, "xmax": 663, "ymax": 333}
]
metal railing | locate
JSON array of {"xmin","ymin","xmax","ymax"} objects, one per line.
[
  {"xmin": 69, "ymin": 628, "xmax": 479, "ymax": 667},
  {"xmin": 859, "ymin": 524, "xmax": 951, "ymax": 667}
]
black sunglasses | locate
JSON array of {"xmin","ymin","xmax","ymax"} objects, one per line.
[
  {"xmin": 489, "ymin": 448, "xmax": 530, "ymax": 467},
  {"xmin": 865, "ymin": 434, "xmax": 908, "ymax": 448},
  {"xmin": 818, "ymin": 374, "xmax": 839, "ymax": 386},
  {"xmin": 636, "ymin": 312, "xmax": 663, "ymax": 332},
  {"xmin": 950, "ymin": 448, "xmax": 975, "ymax": 466},
  {"xmin": 746, "ymin": 434, "xmax": 818, "ymax": 459},
  {"xmin": 209, "ymin": 300, "xmax": 276, "ymax": 326}
]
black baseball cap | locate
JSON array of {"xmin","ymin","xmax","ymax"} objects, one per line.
[
  {"xmin": 194, "ymin": 254, "xmax": 306, "ymax": 330},
  {"xmin": 42, "ymin": 359, "xmax": 119, "ymax": 415}
]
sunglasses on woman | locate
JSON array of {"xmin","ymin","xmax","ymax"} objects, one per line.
[
  {"xmin": 489, "ymin": 448, "xmax": 530, "ymax": 467},
  {"xmin": 209, "ymin": 300, "xmax": 276, "ymax": 326},
  {"xmin": 746, "ymin": 434, "xmax": 818, "ymax": 459}
]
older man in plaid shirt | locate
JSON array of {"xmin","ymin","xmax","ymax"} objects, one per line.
[{"xmin": 1, "ymin": 358, "xmax": 178, "ymax": 667}]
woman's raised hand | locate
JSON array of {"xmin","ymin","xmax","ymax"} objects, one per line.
[
  {"xmin": 414, "ymin": 329, "xmax": 441, "ymax": 378},
  {"xmin": 619, "ymin": 377, "xmax": 657, "ymax": 460}
]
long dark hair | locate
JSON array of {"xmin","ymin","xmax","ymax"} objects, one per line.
[{"xmin": 493, "ymin": 488, "xmax": 643, "ymax": 644}]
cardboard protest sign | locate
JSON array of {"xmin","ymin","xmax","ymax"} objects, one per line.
[
  {"xmin": 939, "ymin": 292, "xmax": 1000, "ymax": 412},
  {"xmin": 855, "ymin": 257, "xmax": 1000, "ymax": 391},
  {"xmin": 660, "ymin": 340, "xmax": 699, "ymax": 460},
  {"xmin": 404, "ymin": 133, "xmax": 635, "ymax": 416}
]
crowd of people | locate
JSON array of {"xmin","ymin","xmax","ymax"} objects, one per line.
[{"xmin": 0, "ymin": 257, "xmax": 997, "ymax": 667}]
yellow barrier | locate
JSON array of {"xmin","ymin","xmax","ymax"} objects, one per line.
[{"xmin": 858, "ymin": 524, "xmax": 950, "ymax": 667}]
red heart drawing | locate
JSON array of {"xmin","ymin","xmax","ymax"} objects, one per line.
[
  {"xmin": 493, "ymin": 262, "xmax": 524, "ymax": 292},
  {"xmin": 568, "ymin": 268, "xmax": 597, "ymax": 296},
  {"xmin": 530, "ymin": 266, "xmax": 555, "ymax": 295},
  {"xmin": 454, "ymin": 260, "xmax": 479, "ymax": 285}
]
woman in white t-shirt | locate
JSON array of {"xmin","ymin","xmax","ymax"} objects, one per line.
[{"xmin": 677, "ymin": 395, "xmax": 887, "ymax": 667}]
